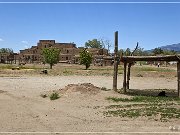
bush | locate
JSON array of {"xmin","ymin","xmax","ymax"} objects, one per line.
[{"xmin": 50, "ymin": 92, "xmax": 60, "ymax": 100}]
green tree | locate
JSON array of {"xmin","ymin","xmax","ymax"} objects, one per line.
[
  {"xmin": 133, "ymin": 46, "xmax": 144, "ymax": 56},
  {"xmin": 118, "ymin": 49, "xmax": 124, "ymax": 57},
  {"xmin": 42, "ymin": 48, "xmax": 60, "ymax": 69},
  {"xmin": 79, "ymin": 49, "xmax": 93, "ymax": 70},
  {"xmin": 85, "ymin": 39, "xmax": 102, "ymax": 48},
  {"xmin": 124, "ymin": 48, "xmax": 131, "ymax": 56},
  {"xmin": 153, "ymin": 48, "xmax": 164, "ymax": 55}
]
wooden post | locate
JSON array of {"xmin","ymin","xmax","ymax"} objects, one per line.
[
  {"xmin": 113, "ymin": 31, "xmax": 118, "ymax": 91},
  {"xmin": 177, "ymin": 61, "xmax": 180, "ymax": 97},
  {"xmin": 127, "ymin": 63, "xmax": 132, "ymax": 89},
  {"xmin": 123, "ymin": 62, "xmax": 127, "ymax": 93}
]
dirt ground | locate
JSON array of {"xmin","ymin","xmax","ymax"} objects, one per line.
[{"xmin": 0, "ymin": 73, "xmax": 179, "ymax": 134}]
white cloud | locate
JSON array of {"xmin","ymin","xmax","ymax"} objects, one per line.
[
  {"xmin": 21, "ymin": 40, "xmax": 28, "ymax": 44},
  {"xmin": 0, "ymin": 38, "xmax": 4, "ymax": 41},
  {"xmin": 24, "ymin": 45, "xmax": 28, "ymax": 49}
]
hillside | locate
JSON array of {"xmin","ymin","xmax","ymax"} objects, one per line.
[{"xmin": 160, "ymin": 43, "xmax": 180, "ymax": 51}]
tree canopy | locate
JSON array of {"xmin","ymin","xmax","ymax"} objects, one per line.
[
  {"xmin": 42, "ymin": 48, "xmax": 60, "ymax": 69},
  {"xmin": 85, "ymin": 39, "xmax": 103, "ymax": 48},
  {"xmin": 152, "ymin": 48, "xmax": 164, "ymax": 55},
  {"xmin": 79, "ymin": 49, "xmax": 93, "ymax": 70}
]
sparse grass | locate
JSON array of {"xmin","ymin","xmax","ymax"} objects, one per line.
[
  {"xmin": 0, "ymin": 63, "xmax": 176, "ymax": 77},
  {"xmin": 106, "ymin": 96, "xmax": 180, "ymax": 103},
  {"xmin": 134, "ymin": 66, "xmax": 174, "ymax": 72},
  {"xmin": 0, "ymin": 64, "xmax": 13, "ymax": 69},
  {"xmin": 101, "ymin": 87, "xmax": 110, "ymax": 91},
  {"xmin": 50, "ymin": 92, "xmax": 60, "ymax": 100},
  {"xmin": 62, "ymin": 69, "xmax": 73, "ymax": 75},
  {"xmin": 104, "ymin": 96, "xmax": 180, "ymax": 121}
]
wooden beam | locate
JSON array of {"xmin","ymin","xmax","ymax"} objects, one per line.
[
  {"xmin": 123, "ymin": 62, "xmax": 127, "ymax": 93},
  {"xmin": 113, "ymin": 31, "xmax": 118, "ymax": 91},
  {"xmin": 121, "ymin": 55, "xmax": 180, "ymax": 62},
  {"xmin": 178, "ymin": 62, "xmax": 180, "ymax": 98}
]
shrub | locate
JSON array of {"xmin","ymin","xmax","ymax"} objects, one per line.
[{"xmin": 50, "ymin": 92, "xmax": 60, "ymax": 100}]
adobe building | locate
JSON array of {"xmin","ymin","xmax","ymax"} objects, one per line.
[
  {"xmin": 0, "ymin": 52, "xmax": 18, "ymax": 64},
  {"xmin": 18, "ymin": 40, "xmax": 111, "ymax": 65},
  {"xmin": 19, "ymin": 40, "xmax": 76, "ymax": 64}
]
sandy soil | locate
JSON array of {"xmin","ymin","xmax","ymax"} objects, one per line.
[{"xmin": 0, "ymin": 75, "xmax": 179, "ymax": 134}]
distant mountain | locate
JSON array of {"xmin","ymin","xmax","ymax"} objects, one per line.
[{"xmin": 159, "ymin": 43, "xmax": 180, "ymax": 51}]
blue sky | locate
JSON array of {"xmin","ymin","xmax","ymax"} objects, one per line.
[{"xmin": 0, "ymin": 0, "xmax": 180, "ymax": 52}]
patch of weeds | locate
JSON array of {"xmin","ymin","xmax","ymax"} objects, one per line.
[
  {"xmin": 136, "ymin": 73, "xmax": 143, "ymax": 77},
  {"xmin": 118, "ymin": 71, "xmax": 123, "ymax": 74},
  {"xmin": 104, "ymin": 96, "xmax": 180, "ymax": 121},
  {"xmin": 40, "ymin": 94, "xmax": 47, "ymax": 98},
  {"xmin": 50, "ymin": 92, "xmax": 60, "ymax": 100},
  {"xmin": 101, "ymin": 87, "xmax": 110, "ymax": 91},
  {"xmin": 0, "ymin": 64, "xmax": 13, "ymax": 69},
  {"xmin": 63, "ymin": 69, "xmax": 73, "ymax": 75},
  {"xmin": 106, "ymin": 96, "xmax": 180, "ymax": 103},
  {"xmin": 106, "ymin": 97, "xmax": 131, "ymax": 102},
  {"xmin": 101, "ymin": 72, "xmax": 111, "ymax": 76},
  {"xmin": 106, "ymin": 104, "xmax": 149, "ymax": 109},
  {"xmin": 134, "ymin": 67, "xmax": 174, "ymax": 72},
  {"xmin": 105, "ymin": 109, "xmax": 141, "ymax": 118}
]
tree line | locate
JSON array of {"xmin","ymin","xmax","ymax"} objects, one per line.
[
  {"xmin": 0, "ymin": 48, "xmax": 13, "ymax": 53},
  {"xmin": 119, "ymin": 47, "xmax": 179, "ymax": 56}
]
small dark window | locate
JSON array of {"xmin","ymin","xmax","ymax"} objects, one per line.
[
  {"xmin": 67, "ymin": 50, "xmax": 69, "ymax": 53},
  {"xmin": 66, "ymin": 57, "xmax": 68, "ymax": 60}
]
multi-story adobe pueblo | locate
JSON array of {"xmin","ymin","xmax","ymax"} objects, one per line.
[{"xmin": 18, "ymin": 40, "xmax": 113, "ymax": 66}]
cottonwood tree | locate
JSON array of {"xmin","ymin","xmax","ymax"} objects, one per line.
[
  {"xmin": 42, "ymin": 48, "xmax": 60, "ymax": 69},
  {"xmin": 85, "ymin": 39, "xmax": 102, "ymax": 48},
  {"xmin": 79, "ymin": 49, "xmax": 92, "ymax": 70}
]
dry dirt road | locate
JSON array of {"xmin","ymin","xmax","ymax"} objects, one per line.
[{"xmin": 0, "ymin": 75, "xmax": 179, "ymax": 135}]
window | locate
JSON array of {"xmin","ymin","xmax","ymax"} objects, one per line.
[{"xmin": 66, "ymin": 57, "xmax": 68, "ymax": 60}]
